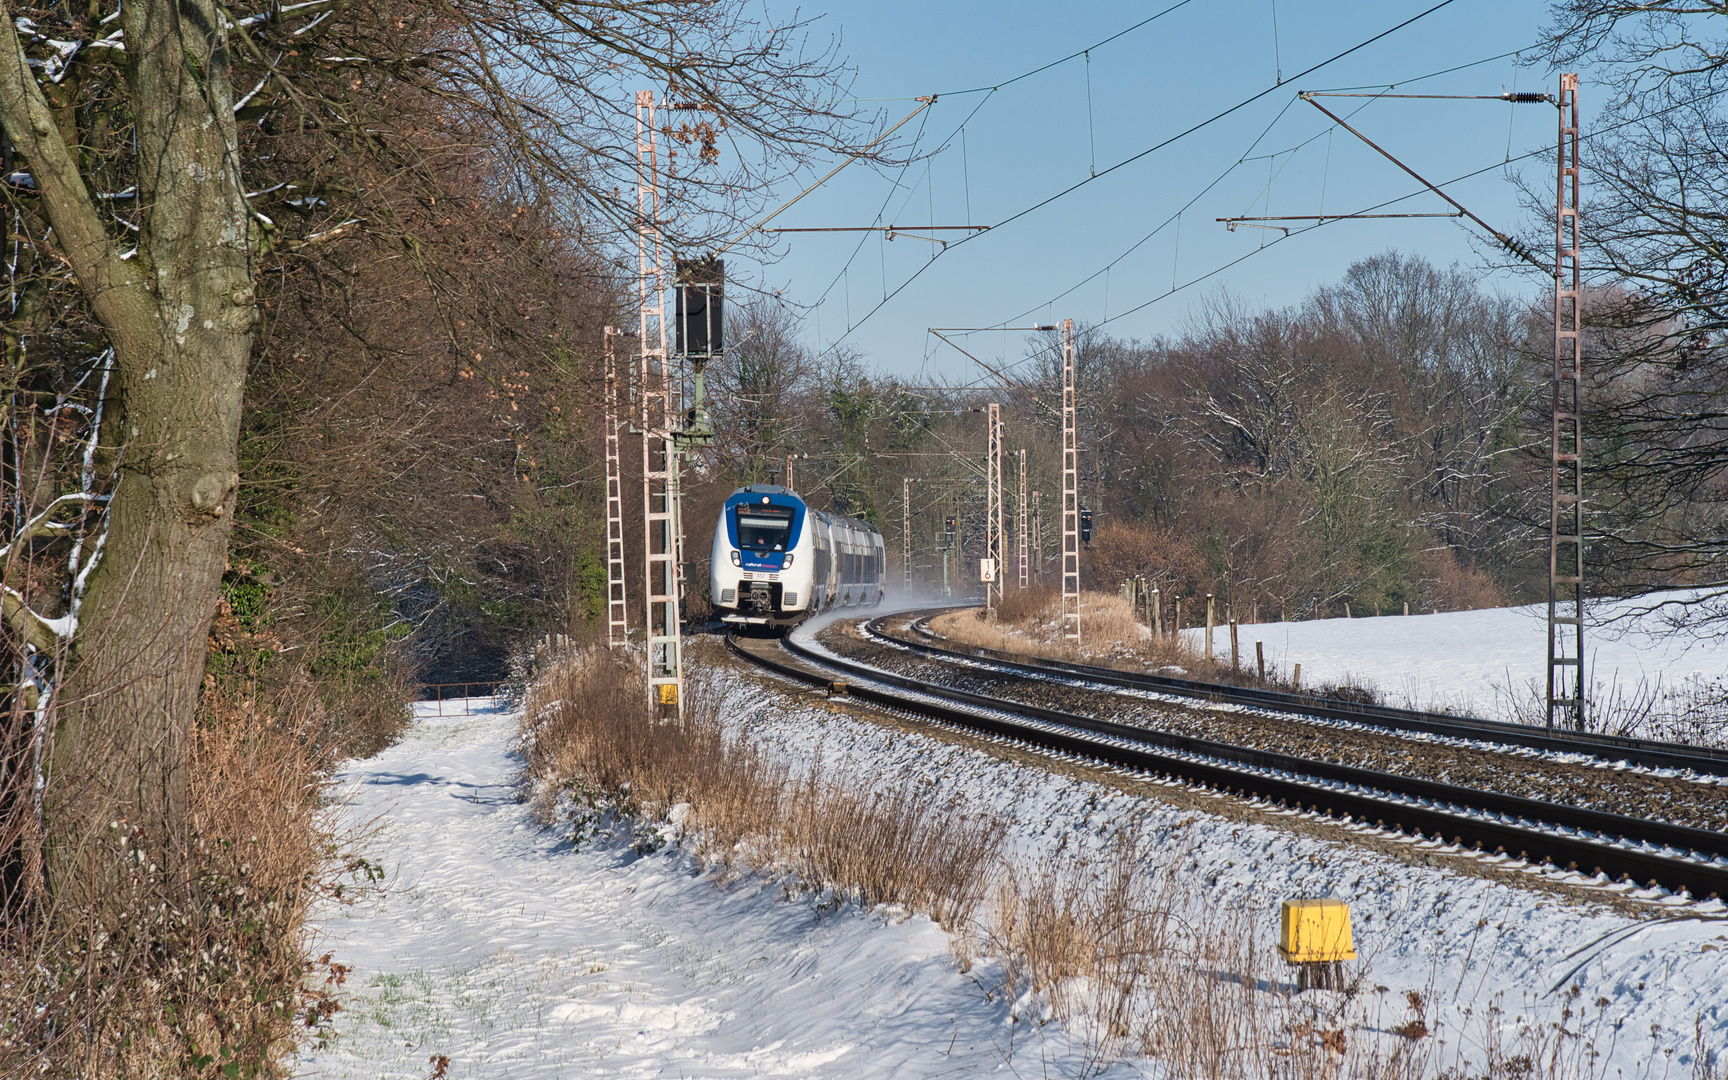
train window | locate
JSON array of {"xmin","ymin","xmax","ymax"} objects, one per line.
[{"xmin": 736, "ymin": 505, "xmax": 793, "ymax": 550}]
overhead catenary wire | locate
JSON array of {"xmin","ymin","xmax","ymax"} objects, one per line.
[
  {"xmin": 813, "ymin": 0, "xmax": 1465, "ymax": 357},
  {"xmin": 991, "ymin": 48, "xmax": 1567, "ymax": 331},
  {"xmin": 937, "ymin": 0, "xmax": 1200, "ymax": 98}
]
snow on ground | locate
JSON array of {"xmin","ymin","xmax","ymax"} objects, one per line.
[
  {"xmin": 303, "ymin": 625, "xmax": 1728, "ymax": 1078},
  {"xmin": 1203, "ymin": 590, "xmax": 1728, "ymax": 723},
  {"xmin": 298, "ymin": 696, "xmax": 1126, "ymax": 1079}
]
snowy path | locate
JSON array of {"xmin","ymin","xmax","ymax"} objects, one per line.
[{"xmin": 298, "ymin": 699, "xmax": 1117, "ymax": 1079}]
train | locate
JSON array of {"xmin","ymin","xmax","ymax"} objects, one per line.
[{"xmin": 710, "ymin": 484, "xmax": 885, "ymax": 628}]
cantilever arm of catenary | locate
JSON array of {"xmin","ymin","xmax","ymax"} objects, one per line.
[
  {"xmin": 1300, "ymin": 92, "xmax": 1544, "ymax": 269},
  {"xmin": 712, "ymin": 97, "xmax": 936, "ymax": 259}
]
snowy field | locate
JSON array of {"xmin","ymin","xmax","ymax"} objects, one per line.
[
  {"xmin": 1203, "ymin": 590, "xmax": 1728, "ymax": 726},
  {"xmin": 302, "ymin": 629, "xmax": 1728, "ymax": 1078}
]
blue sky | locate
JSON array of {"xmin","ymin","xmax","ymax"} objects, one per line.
[{"xmin": 726, "ymin": 0, "xmax": 1561, "ymax": 381}]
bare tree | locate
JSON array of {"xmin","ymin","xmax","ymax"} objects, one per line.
[
  {"xmin": 0, "ymin": 0, "xmax": 879, "ymax": 928},
  {"xmin": 707, "ymin": 295, "xmax": 811, "ymax": 482},
  {"xmin": 1531, "ymin": 2, "xmax": 1728, "ymax": 626}
]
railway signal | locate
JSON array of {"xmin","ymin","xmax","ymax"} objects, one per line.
[{"xmin": 1080, "ymin": 507, "xmax": 1093, "ymax": 546}]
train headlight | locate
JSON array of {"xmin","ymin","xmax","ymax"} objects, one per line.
[
  {"xmin": 782, "ymin": 553, "xmax": 794, "ymax": 568},
  {"xmin": 729, "ymin": 550, "xmax": 740, "ymax": 566}
]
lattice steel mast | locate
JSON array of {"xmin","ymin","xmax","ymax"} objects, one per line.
[
  {"xmin": 1549, "ymin": 72, "xmax": 1585, "ymax": 732},
  {"xmin": 1017, "ymin": 449, "xmax": 1029, "ymax": 589},
  {"xmin": 603, "ymin": 325, "xmax": 629, "ymax": 647},
  {"xmin": 637, "ymin": 90, "xmax": 683, "ymax": 718},
  {"xmin": 985, "ymin": 403, "xmax": 1003, "ymax": 613},
  {"xmin": 1061, "ymin": 319, "xmax": 1080, "ymax": 643},
  {"xmin": 902, "ymin": 476, "xmax": 917, "ymax": 596}
]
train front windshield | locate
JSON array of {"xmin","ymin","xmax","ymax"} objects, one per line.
[{"xmin": 736, "ymin": 505, "xmax": 793, "ymax": 551}]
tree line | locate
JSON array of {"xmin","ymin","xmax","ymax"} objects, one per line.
[{"xmin": 5, "ymin": 0, "xmax": 1728, "ymax": 1072}]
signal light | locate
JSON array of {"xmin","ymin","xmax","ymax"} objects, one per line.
[
  {"xmin": 674, "ymin": 257, "xmax": 724, "ymax": 358},
  {"xmin": 1079, "ymin": 508, "xmax": 1094, "ymax": 544}
]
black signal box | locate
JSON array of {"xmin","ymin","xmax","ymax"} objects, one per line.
[{"xmin": 675, "ymin": 257, "xmax": 724, "ymax": 358}]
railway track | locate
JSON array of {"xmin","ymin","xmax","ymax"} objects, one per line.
[
  {"xmin": 867, "ymin": 610, "xmax": 1728, "ymax": 778},
  {"xmin": 726, "ymin": 624, "xmax": 1728, "ymax": 901}
]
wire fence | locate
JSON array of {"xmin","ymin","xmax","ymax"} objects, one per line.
[{"xmin": 416, "ymin": 681, "xmax": 509, "ymax": 717}]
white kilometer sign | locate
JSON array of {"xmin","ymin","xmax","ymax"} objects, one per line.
[{"xmin": 979, "ymin": 558, "xmax": 996, "ymax": 582}]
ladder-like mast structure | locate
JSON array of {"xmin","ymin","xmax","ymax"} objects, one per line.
[
  {"xmin": 1060, "ymin": 319, "xmax": 1080, "ymax": 643},
  {"xmin": 604, "ymin": 325, "xmax": 629, "ymax": 648},
  {"xmin": 902, "ymin": 476, "xmax": 917, "ymax": 596},
  {"xmin": 1017, "ymin": 449, "xmax": 1029, "ymax": 589},
  {"xmin": 637, "ymin": 90, "xmax": 683, "ymax": 718},
  {"xmin": 985, "ymin": 403, "xmax": 1003, "ymax": 613},
  {"xmin": 1549, "ymin": 72, "xmax": 1585, "ymax": 732}
]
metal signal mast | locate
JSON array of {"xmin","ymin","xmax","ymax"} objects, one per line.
[
  {"xmin": 985, "ymin": 403, "xmax": 1004, "ymax": 613},
  {"xmin": 1550, "ymin": 73, "xmax": 1585, "ymax": 732},
  {"xmin": 603, "ymin": 325, "xmax": 629, "ymax": 648},
  {"xmin": 637, "ymin": 90, "xmax": 683, "ymax": 718},
  {"xmin": 1017, "ymin": 449, "xmax": 1029, "ymax": 589},
  {"xmin": 1060, "ymin": 319, "xmax": 1080, "ymax": 643}
]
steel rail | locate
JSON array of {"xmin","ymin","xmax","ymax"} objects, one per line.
[
  {"xmin": 869, "ymin": 612, "xmax": 1728, "ymax": 777},
  {"xmin": 727, "ymin": 631, "xmax": 1728, "ymax": 900}
]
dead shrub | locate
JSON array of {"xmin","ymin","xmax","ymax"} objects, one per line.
[
  {"xmin": 520, "ymin": 640, "xmax": 1004, "ymax": 928},
  {"xmin": 1084, "ymin": 522, "xmax": 1210, "ymax": 600},
  {"xmin": 0, "ymin": 672, "xmax": 367, "ymax": 1078},
  {"xmin": 1416, "ymin": 547, "xmax": 1506, "ymax": 613}
]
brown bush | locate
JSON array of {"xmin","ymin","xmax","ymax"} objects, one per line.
[
  {"xmin": 521, "ymin": 642, "xmax": 1004, "ymax": 928},
  {"xmin": 1416, "ymin": 547, "xmax": 1507, "ymax": 612},
  {"xmin": 0, "ymin": 674, "xmax": 364, "ymax": 1077},
  {"xmin": 1085, "ymin": 523, "xmax": 1211, "ymax": 599}
]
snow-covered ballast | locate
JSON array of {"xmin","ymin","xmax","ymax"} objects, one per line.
[{"xmin": 710, "ymin": 484, "xmax": 885, "ymax": 627}]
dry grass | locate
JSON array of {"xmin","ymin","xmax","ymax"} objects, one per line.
[
  {"xmin": 972, "ymin": 835, "xmax": 1670, "ymax": 1080},
  {"xmin": 0, "ymin": 679, "xmax": 374, "ymax": 1077},
  {"xmin": 936, "ymin": 587, "xmax": 1383, "ymax": 703},
  {"xmin": 520, "ymin": 639, "xmax": 1003, "ymax": 928},
  {"xmin": 935, "ymin": 588, "xmax": 1161, "ymax": 665},
  {"xmin": 1496, "ymin": 670, "xmax": 1728, "ymax": 747},
  {"xmin": 517, "ymin": 639, "xmax": 1711, "ymax": 1080}
]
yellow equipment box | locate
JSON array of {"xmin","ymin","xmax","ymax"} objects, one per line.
[
  {"xmin": 655, "ymin": 683, "xmax": 680, "ymax": 706},
  {"xmin": 1278, "ymin": 898, "xmax": 1356, "ymax": 962}
]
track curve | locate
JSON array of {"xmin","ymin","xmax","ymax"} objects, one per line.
[
  {"xmin": 867, "ymin": 609, "xmax": 1728, "ymax": 778},
  {"xmin": 727, "ymin": 625, "xmax": 1728, "ymax": 901}
]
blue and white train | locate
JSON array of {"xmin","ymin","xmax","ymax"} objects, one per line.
[{"xmin": 711, "ymin": 484, "xmax": 885, "ymax": 628}]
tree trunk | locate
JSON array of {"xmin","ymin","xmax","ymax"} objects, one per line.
[{"xmin": 0, "ymin": 0, "xmax": 253, "ymax": 921}]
